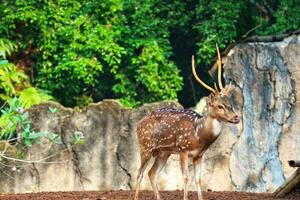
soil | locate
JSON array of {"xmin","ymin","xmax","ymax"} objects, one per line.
[{"xmin": 1, "ymin": 190, "xmax": 300, "ymax": 200}]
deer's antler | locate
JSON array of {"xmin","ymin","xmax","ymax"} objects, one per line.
[
  {"xmin": 191, "ymin": 55, "xmax": 216, "ymax": 94},
  {"xmin": 222, "ymin": 82, "xmax": 235, "ymax": 96},
  {"xmin": 216, "ymin": 44, "xmax": 224, "ymax": 91}
]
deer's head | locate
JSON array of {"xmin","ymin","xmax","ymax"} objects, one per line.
[{"xmin": 192, "ymin": 45, "xmax": 240, "ymax": 124}]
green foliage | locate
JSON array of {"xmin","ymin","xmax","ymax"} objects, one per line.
[
  {"xmin": 74, "ymin": 95, "xmax": 94, "ymax": 108},
  {"xmin": 0, "ymin": 59, "xmax": 51, "ymax": 107},
  {"xmin": 0, "ymin": 0, "xmax": 299, "ymax": 108},
  {"xmin": 0, "ymin": 60, "xmax": 27, "ymax": 100},
  {"xmin": 48, "ymin": 107, "xmax": 58, "ymax": 114},
  {"xmin": 0, "ymin": 98, "xmax": 37, "ymax": 143},
  {"xmin": 113, "ymin": 40, "xmax": 182, "ymax": 106},
  {"xmin": 0, "ymin": 38, "xmax": 53, "ymax": 147},
  {"xmin": 72, "ymin": 131, "xmax": 85, "ymax": 145},
  {"xmin": 18, "ymin": 87, "xmax": 52, "ymax": 109},
  {"xmin": 0, "ymin": 0, "xmax": 183, "ymax": 107},
  {"xmin": 21, "ymin": 127, "xmax": 45, "ymax": 147},
  {"xmin": 260, "ymin": 0, "xmax": 300, "ymax": 35},
  {"xmin": 0, "ymin": 97, "xmax": 62, "ymax": 146},
  {"xmin": 0, "ymin": 98, "xmax": 25, "ymax": 140},
  {"xmin": 0, "ymin": 38, "xmax": 52, "ymax": 107},
  {"xmin": 46, "ymin": 132, "xmax": 62, "ymax": 144},
  {"xmin": 194, "ymin": 0, "xmax": 243, "ymax": 64},
  {"xmin": 0, "ymin": 39, "xmax": 16, "ymax": 59}
]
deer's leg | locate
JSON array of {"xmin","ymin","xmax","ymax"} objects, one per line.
[
  {"xmin": 193, "ymin": 156, "xmax": 203, "ymax": 200},
  {"xmin": 134, "ymin": 153, "xmax": 151, "ymax": 200},
  {"xmin": 180, "ymin": 151, "xmax": 189, "ymax": 200},
  {"xmin": 148, "ymin": 152, "xmax": 170, "ymax": 200}
]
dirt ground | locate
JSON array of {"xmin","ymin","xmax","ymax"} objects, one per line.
[{"xmin": 1, "ymin": 190, "xmax": 300, "ymax": 200}]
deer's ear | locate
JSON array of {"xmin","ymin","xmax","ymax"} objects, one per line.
[{"xmin": 208, "ymin": 93, "xmax": 216, "ymax": 105}]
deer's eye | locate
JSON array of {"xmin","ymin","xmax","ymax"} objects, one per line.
[{"xmin": 218, "ymin": 105, "xmax": 224, "ymax": 110}]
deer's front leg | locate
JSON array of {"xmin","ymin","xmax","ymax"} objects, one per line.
[
  {"xmin": 193, "ymin": 156, "xmax": 203, "ymax": 200},
  {"xmin": 180, "ymin": 151, "xmax": 189, "ymax": 200}
]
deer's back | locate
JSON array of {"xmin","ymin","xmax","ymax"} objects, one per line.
[{"xmin": 136, "ymin": 108, "xmax": 203, "ymax": 155}]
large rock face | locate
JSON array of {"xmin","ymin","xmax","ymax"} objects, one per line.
[
  {"xmin": 200, "ymin": 35, "xmax": 300, "ymax": 192},
  {"xmin": 0, "ymin": 100, "xmax": 186, "ymax": 192},
  {"xmin": 0, "ymin": 35, "xmax": 299, "ymax": 193}
]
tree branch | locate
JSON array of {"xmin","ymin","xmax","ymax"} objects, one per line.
[{"xmin": 0, "ymin": 148, "xmax": 69, "ymax": 164}]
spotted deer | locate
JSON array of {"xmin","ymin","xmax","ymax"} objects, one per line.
[{"xmin": 134, "ymin": 45, "xmax": 240, "ymax": 200}]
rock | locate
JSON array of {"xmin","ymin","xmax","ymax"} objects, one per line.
[{"xmin": 202, "ymin": 35, "xmax": 300, "ymax": 192}]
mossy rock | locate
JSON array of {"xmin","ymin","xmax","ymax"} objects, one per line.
[{"xmin": 0, "ymin": 141, "xmax": 18, "ymax": 158}]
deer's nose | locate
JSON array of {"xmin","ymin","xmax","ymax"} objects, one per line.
[{"xmin": 233, "ymin": 115, "xmax": 240, "ymax": 123}]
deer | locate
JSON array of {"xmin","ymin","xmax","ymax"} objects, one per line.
[{"xmin": 134, "ymin": 45, "xmax": 240, "ymax": 200}]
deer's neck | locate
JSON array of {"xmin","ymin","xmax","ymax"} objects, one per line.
[
  {"xmin": 196, "ymin": 113, "xmax": 223, "ymax": 139},
  {"xmin": 209, "ymin": 117, "xmax": 222, "ymax": 137}
]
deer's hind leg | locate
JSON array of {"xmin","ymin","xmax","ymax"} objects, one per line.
[
  {"xmin": 148, "ymin": 152, "xmax": 170, "ymax": 200},
  {"xmin": 134, "ymin": 151, "xmax": 152, "ymax": 200}
]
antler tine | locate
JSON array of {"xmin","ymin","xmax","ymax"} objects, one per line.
[
  {"xmin": 214, "ymin": 83, "xmax": 219, "ymax": 93},
  {"xmin": 191, "ymin": 55, "xmax": 216, "ymax": 94},
  {"xmin": 216, "ymin": 44, "xmax": 224, "ymax": 91},
  {"xmin": 223, "ymin": 81, "xmax": 235, "ymax": 96}
]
